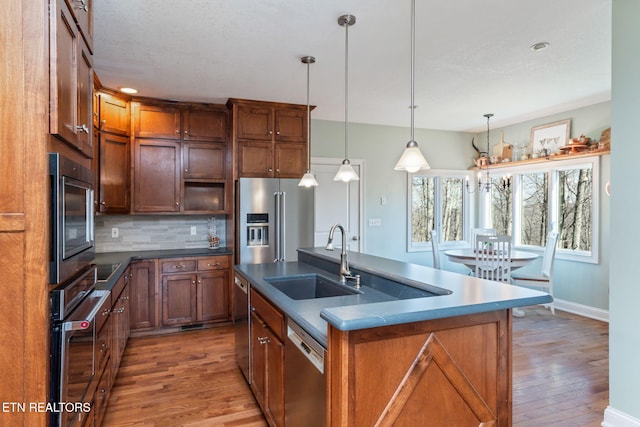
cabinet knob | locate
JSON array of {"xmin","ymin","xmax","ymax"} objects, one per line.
[
  {"xmin": 184, "ymin": 169, "xmax": 188, "ymax": 173},
  {"xmin": 175, "ymin": 130, "xmax": 180, "ymax": 134},
  {"xmin": 100, "ymin": 201, "xmax": 106, "ymax": 205},
  {"xmin": 76, "ymin": 124, "xmax": 89, "ymax": 133},
  {"xmin": 276, "ymin": 169, "xmax": 280, "ymax": 173},
  {"xmin": 175, "ymin": 202, "xmax": 180, "ymax": 206},
  {"xmin": 276, "ymin": 131, "xmax": 280, "ymax": 135},
  {"xmin": 268, "ymin": 168, "xmax": 273, "ymax": 172},
  {"xmin": 192, "ymin": 280, "xmax": 196, "ymax": 285},
  {"xmin": 268, "ymin": 130, "xmax": 273, "ymax": 135},
  {"xmin": 184, "ymin": 130, "xmax": 188, "ymax": 135}
]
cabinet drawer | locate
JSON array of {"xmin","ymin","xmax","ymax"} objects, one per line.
[
  {"xmin": 161, "ymin": 259, "xmax": 197, "ymax": 274},
  {"xmin": 96, "ymin": 321, "xmax": 111, "ymax": 375},
  {"xmin": 251, "ymin": 289, "xmax": 285, "ymax": 341},
  {"xmin": 197, "ymin": 256, "xmax": 229, "ymax": 271}
]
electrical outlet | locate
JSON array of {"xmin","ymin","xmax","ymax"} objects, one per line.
[
  {"xmin": 111, "ymin": 227, "xmax": 119, "ymax": 238},
  {"xmin": 368, "ymin": 218, "xmax": 382, "ymax": 227},
  {"xmin": 190, "ymin": 226, "xmax": 197, "ymax": 235}
]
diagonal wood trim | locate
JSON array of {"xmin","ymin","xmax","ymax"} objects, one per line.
[{"xmin": 374, "ymin": 333, "xmax": 496, "ymax": 427}]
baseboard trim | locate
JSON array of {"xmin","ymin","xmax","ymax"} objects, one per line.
[
  {"xmin": 554, "ymin": 298, "xmax": 609, "ymax": 323},
  {"xmin": 603, "ymin": 406, "xmax": 640, "ymax": 427}
]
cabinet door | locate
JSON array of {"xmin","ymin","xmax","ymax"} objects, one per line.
[
  {"xmin": 183, "ymin": 142, "xmax": 226, "ymax": 180},
  {"xmin": 250, "ymin": 312, "xmax": 267, "ymax": 405},
  {"xmin": 274, "ymin": 108, "xmax": 306, "ymax": 142},
  {"xmin": 50, "ymin": 0, "xmax": 79, "ymax": 148},
  {"xmin": 99, "ymin": 94, "xmax": 129, "ymax": 135},
  {"xmin": 162, "ymin": 273, "xmax": 197, "ymax": 326},
  {"xmin": 67, "ymin": 0, "xmax": 93, "ymax": 52},
  {"xmin": 265, "ymin": 327, "xmax": 285, "ymax": 427},
  {"xmin": 237, "ymin": 141, "xmax": 273, "ymax": 178},
  {"xmin": 197, "ymin": 270, "xmax": 229, "ymax": 322},
  {"xmin": 183, "ymin": 109, "xmax": 227, "ymax": 142},
  {"xmin": 274, "ymin": 142, "xmax": 306, "ymax": 178},
  {"xmin": 237, "ymin": 107, "xmax": 273, "ymax": 141},
  {"xmin": 129, "ymin": 261, "xmax": 157, "ymax": 331},
  {"xmin": 77, "ymin": 40, "xmax": 93, "ymax": 158},
  {"xmin": 132, "ymin": 103, "xmax": 181, "ymax": 139},
  {"xmin": 133, "ymin": 139, "xmax": 181, "ymax": 213},
  {"xmin": 98, "ymin": 133, "xmax": 130, "ymax": 213}
]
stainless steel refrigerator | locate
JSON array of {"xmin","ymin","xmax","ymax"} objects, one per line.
[{"xmin": 236, "ymin": 178, "xmax": 314, "ymax": 264}]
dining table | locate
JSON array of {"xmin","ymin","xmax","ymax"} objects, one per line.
[{"xmin": 444, "ymin": 248, "xmax": 540, "ymax": 317}]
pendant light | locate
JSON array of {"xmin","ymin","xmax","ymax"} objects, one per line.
[
  {"xmin": 298, "ymin": 55, "xmax": 319, "ymax": 187},
  {"xmin": 334, "ymin": 14, "xmax": 360, "ymax": 182},
  {"xmin": 394, "ymin": 0, "xmax": 430, "ymax": 173}
]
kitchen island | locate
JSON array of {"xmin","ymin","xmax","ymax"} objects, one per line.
[{"xmin": 235, "ymin": 248, "xmax": 552, "ymax": 426}]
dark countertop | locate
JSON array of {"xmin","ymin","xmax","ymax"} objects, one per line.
[
  {"xmin": 234, "ymin": 247, "xmax": 553, "ymax": 348},
  {"xmin": 94, "ymin": 247, "xmax": 233, "ymax": 290}
]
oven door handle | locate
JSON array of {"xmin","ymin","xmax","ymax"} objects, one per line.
[{"xmin": 63, "ymin": 291, "xmax": 110, "ymax": 331}]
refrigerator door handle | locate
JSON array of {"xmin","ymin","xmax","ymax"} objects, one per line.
[
  {"xmin": 274, "ymin": 191, "xmax": 281, "ymax": 262},
  {"xmin": 280, "ymin": 191, "xmax": 286, "ymax": 262}
]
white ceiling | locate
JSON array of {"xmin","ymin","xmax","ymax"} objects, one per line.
[{"xmin": 93, "ymin": 0, "xmax": 611, "ymax": 133}]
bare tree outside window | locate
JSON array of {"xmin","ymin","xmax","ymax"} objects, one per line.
[
  {"xmin": 441, "ymin": 178, "xmax": 464, "ymax": 241},
  {"xmin": 491, "ymin": 176, "xmax": 512, "ymax": 236},
  {"xmin": 520, "ymin": 172, "xmax": 548, "ymax": 246},
  {"xmin": 411, "ymin": 176, "xmax": 435, "ymax": 244},
  {"xmin": 558, "ymin": 167, "xmax": 592, "ymax": 251}
]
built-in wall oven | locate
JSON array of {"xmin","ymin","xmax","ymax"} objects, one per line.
[
  {"xmin": 50, "ymin": 266, "xmax": 111, "ymax": 427},
  {"xmin": 49, "ymin": 153, "xmax": 95, "ymax": 285}
]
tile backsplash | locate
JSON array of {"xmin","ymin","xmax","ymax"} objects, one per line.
[{"xmin": 95, "ymin": 215, "xmax": 227, "ymax": 253}]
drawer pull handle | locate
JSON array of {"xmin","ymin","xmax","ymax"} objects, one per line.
[
  {"xmin": 207, "ymin": 263, "xmax": 220, "ymax": 267},
  {"xmin": 174, "ymin": 264, "xmax": 185, "ymax": 269}
]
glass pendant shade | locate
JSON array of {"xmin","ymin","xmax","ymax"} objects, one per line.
[
  {"xmin": 298, "ymin": 171, "xmax": 319, "ymax": 187},
  {"xmin": 394, "ymin": 140, "xmax": 431, "ymax": 173},
  {"xmin": 333, "ymin": 159, "xmax": 360, "ymax": 182}
]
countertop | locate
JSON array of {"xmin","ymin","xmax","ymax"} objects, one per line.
[
  {"xmin": 234, "ymin": 247, "xmax": 553, "ymax": 348},
  {"xmin": 94, "ymin": 247, "xmax": 233, "ymax": 290}
]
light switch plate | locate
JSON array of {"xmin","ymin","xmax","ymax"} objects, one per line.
[
  {"xmin": 190, "ymin": 226, "xmax": 197, "ymax": 235},
  {"xmin": 111, "ymin": 228, "xmax": 119, "ymax": 238}
]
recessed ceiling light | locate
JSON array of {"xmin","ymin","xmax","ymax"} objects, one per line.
[
  {"xmin": 119, "ymin": 87, "xmax": 138, "ymax": 94},
  {"xmin": 530, "ymin": 42, "xmax": 550, "ymax": 52}
]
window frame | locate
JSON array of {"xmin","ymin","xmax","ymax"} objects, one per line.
[
  {"xmin": 487, "ymin": 156, "xmax": 600, "ymax": 263},
  {"xmin": 407, "ymin": 169, "xmax": 473, "ymax": 252}
]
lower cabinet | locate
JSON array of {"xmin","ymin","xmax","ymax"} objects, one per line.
[
  {"xmin": 249, "ymin": 289, "xmax": 285, "ymax": 427},
  {"xmin": 129, "ymin": 260, "xmax": 158, "ymax": 331},
  {"xmin": 111, "ymin": 266, "xmax": 131, "ymax": 376},
  {"xmin": 160, "ymin": 255, "xmax": 230, "ymax": 327}
]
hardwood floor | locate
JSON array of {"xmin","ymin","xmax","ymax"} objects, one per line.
[{"xmin": 102, "ymin": 307, "xmax": 608, "ymax": 426}]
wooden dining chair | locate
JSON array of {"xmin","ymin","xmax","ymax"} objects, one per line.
[
  {"xmin": 511, "ymin": 231, "xmax": 559, "ymax": 314},
  {"xmin": 474, "ymin": 234, "xmax": 512, "ymax": 282},
  {"xmin": 472, "ymin": 227, "xmax": 496, "ymax": 244},
  {"xmin": 430, "ymin": 230, "xmax": 440, "ymax": 269}
]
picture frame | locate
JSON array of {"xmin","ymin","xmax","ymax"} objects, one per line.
[{"xmin": 530, "ymin": 119, "xmax": 571, "ymax": 156}]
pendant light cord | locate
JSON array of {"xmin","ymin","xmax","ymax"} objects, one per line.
[
  {"xmin": 306, "ymin": 59, "xmax": 311, "ymax": 170},
  {"xmin": 410, "ymin": 0, "xmax": 415, "ymax": 143},
  {"xmin": 344, "ymin": 18, "xmax": 350, "ymax": 160}
]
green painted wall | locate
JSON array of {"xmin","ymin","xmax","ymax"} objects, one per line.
[{"xmin": 609, "ymin": 0, "xmax": 640, "ymax": 419}]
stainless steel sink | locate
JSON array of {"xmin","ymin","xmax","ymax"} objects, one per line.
[{"xmin": 265, "ymin": 274, "xmax": 361, "ymax": 300}]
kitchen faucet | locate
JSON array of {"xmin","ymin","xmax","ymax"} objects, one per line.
[{"xmin": 325, "ymin": 224, "xmax": 360, "ymax": 288}]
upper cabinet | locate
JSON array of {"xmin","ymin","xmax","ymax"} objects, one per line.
[
  {"xmin": 50, "ymin": 0, "xmax": 94, "ymax": 158},
  {"xmin": 227, "ymin": 99, "xmax": 310, "ymax": 179},
  {"xmin": 97, "ymin": 93, "xmax": 130, "ymax": 135},
  {"xmin": 133, "ymin": 103, "xmax": 228, "ymax": 142},
  {"xmin": 131, "ymin": 101, "xmax": 231, "ymax": 214}
]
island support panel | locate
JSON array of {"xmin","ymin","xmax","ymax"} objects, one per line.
[{"xmin": 327, "ymin": 310, "xmax": 511, "ymax": 426}]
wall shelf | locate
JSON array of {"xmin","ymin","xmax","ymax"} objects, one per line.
[{"xmin": 470, "ymin": 149, "xmax": 610, "ymax": 170}]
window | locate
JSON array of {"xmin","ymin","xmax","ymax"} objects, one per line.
[
  {"xmin": 408, "ymin": 171, "xmax": 470, "ymax": 251},
  {"xmin": 486, "ymin": 156, "xmax": 599, "ymax": 263}
]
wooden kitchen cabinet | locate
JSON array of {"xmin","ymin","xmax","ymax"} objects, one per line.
[
  {"xmin": 132, "ymin": 102, "xmax": 228, "ymax": 142},
  {"xmin": 133, "ymin": 139, "xmax": 181, "ymax": 213},
  {"xmin": 160, "ymin": 256, "xmax": 231, "ymax": 327},
  {"xmin": 97, "ymin": 92, "xmax": 130, "ymax": 135},
  {"xmin": 65, "ymin": 0, "xmax": 93, "ymax": 53},
  {"xmin": 110, "ymin": 266, "xmax": 131, "ymax": 378},
  {"xmin": 98, "ymin": 133, "xmax": 130, "ymax": 213},
  {"xmin": 249, "ymin": 289, "xmax": 285, "ymax": 427},
  {"xmin": 228, "ymin": 98, "xmax": 310, "ymax": 179},
  {"xmin": 131, "ymin": 101, "xmax": 230, "ymax": 214},
  {"xmin": 129, "ymin": 260, "xmax": 158, "ymax": 331},
  {"xmin": 50, "ymin": 0, "xmax": 94, "ymax": 158}
]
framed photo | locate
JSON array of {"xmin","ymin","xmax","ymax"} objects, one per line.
[{"xmin": 530, "ymin": 119, "xmax": 571, "ymax": 156}]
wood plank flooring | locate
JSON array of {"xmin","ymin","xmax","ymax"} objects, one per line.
[{"xmin": 102, "ymin": 307, "xmax": 608, "ymax": 426}]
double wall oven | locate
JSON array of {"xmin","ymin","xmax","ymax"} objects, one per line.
[{"xmin": 49, "ymin": 153, "xmax": 107, "ymax": 427}]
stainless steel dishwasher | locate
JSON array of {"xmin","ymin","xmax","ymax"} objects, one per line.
[{"xmin": 285, "ymin": 319, "xmax": 326, "ymax": 426}]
